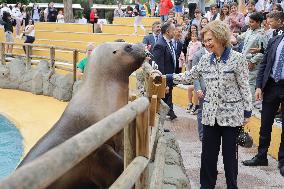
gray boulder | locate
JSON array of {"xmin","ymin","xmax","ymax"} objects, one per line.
[
  {"xmin": 53, "ymin": 73, "xmax": 74, "ymax": 101},
  {"xmin": 0, "ymin": 65, "xmax": 10, "ymax": 88}
]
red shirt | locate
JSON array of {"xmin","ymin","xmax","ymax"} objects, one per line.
[{"xmin": 159, "ymin": 0, "xmax": 173, "ymax": 16}]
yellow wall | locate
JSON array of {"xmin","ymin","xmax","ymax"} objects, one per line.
[
  {"xmin": 35, "ymin": 22, "xmax": 93, "ymax": 33},
  {"xmin": 113, "ymin": 17, "xmax": 160, "ymax": 26},
  {"xmin": 102, "ymin": 24, "xmax": 151, "ymax": 35},
  {"xmin": 36, "ymin": 30, "xmax": 144, "ymax": 43}
]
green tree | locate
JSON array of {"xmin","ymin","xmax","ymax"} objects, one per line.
[{"xmin": 2, "ymin": 0, "xmax": 30, "ymax": 4}]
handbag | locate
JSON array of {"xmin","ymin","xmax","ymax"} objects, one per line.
[{"xmin": 237, "ymin": 126, "xmax": 253, "ymax": 148}]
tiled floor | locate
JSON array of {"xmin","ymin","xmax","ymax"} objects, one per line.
[{"xmin": 164, "ymin": 106, "xmax": 284, "ymax": 189}]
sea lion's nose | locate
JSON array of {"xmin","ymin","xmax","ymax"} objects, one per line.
[{"xmin": 124, "ymin": 44, "xmax": 133, "ymax": 52}]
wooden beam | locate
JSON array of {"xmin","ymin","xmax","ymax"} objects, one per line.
[
  {"xmin": 110, "ymin": 156, "xmax": 148, "ymax": 189},
  {"xmin": 149, "ymin": 95, "xmax": 157, "ymax": 127},
  {"xmin": 25, "ymin": 45, "xmax": 31, "ymax": 69},
  {"xmin": 73, "ymin": 50, "xmax": 78, "ymax": 82},
  {"xmin": 136, "ymin": 108, "xmax": 150, "ymax": 189},
  {"xmin": 1, "ymin": 43, "xmax": 5, "ymax": 65},
  {"xmin": 0, "ymin": 97, "xmax": 149, "ymax": 189},
  {"xmin": 124, "ymin": 120, "xmax": 136, "ymax": 169},
  {"xmin": 136, "ymin": 109, "xmax": 149, "ymax": 158},
  {"xmin": 158, "ymin": 76, "xmax": 166, "ymax": 99},
  {"xmin": 50, "ymin": 47, "xmax": 55, "ymax": 71}
]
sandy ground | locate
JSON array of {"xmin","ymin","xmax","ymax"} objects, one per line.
[
  {"xmin": 164, "ymin": 106, "xmax": 284, "ymax": 189},
  {"xmin": 0, "ymin": 89, "xmax": 67, "ymax": 155}
]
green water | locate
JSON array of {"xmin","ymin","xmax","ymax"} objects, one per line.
[{"xmin": 0, "ymin": 114, "xmax": 23, "ymax": 179}]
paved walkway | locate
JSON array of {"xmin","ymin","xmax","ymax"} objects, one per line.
[{"xmin": 164, "ymin": 106, "xmax": 284, "ymax": 189}]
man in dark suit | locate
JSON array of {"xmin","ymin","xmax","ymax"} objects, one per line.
[
  {"xmin": 242, "ymin": 33, "xmax": 284, "ymax": 177},
  {"xmin": 172, "ymin": 24, "xmax": 183, "ymax": 73},
  {"xmin": 267, "ymin": 11, "xmax": 284, "ymax": 38},
  {"xmin": 153, "ymin": 21, "xmax": 177, "ymax": 120},
  {"xmin": 142, "ymin": 21, "xmax": 161, "ymax": 53}
]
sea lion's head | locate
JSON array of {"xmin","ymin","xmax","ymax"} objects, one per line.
[{"xmin": 85, "ymin": 42, "xmax": 146, "ymax": 81}]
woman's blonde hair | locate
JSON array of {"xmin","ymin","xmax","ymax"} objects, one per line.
[{"xmin": 201, "ymin": 20, "xmax": 231, "ymax": 47}]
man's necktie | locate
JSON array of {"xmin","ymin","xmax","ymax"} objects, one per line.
[
  {"xmin": 154, "ymin": 35, "xmax": 158, "ymax": 43},
  {"xmin": 169, "ymin": 41, "xmax": 176, "ymax": 69},
  {"xmin": 273, "ymin": 44, "xmax": 284, "ymax": 82}
]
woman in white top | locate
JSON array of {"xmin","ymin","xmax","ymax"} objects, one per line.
[
  {"xmin": 12, "ymin": 3, "xmax": 23, "ymax": 38},
  {"xmin": 23, "ymin": 20, "xmax": 35, "ymax": 54},
  {"xmin": 57, "ymin": 10, "xmax": 64, "ymax": 23}
]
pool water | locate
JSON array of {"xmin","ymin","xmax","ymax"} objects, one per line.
[{"xmin": 0, "ymin": 114, "xmax": 23, "ymax": 179}]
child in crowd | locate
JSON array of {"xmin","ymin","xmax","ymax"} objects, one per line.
[
  {"xmin": 200, "ymin": 17, "xmax": 209, "ymax": 31},
  {"xmin": 185, "ymin": 31, "xmax": 202, "ymax": 114},
  {"xmin": 220, "ymin": 4, "xmax": 230, "ymax": 26},
  {"xmin": 57, "ymin": 10, "xmax": 64, "ymax": 23}
]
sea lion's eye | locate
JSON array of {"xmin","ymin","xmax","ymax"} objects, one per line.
[{"xmin": 113, "ymin": 50, "xmax": 117, "ymax": 54}]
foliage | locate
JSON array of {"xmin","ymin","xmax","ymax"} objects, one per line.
[
  {"xmin": 1, "ymin": 0, "xmax": 31, "ymax": 4},
  {"xmin": 105, "ymin": 10, "xmax": 114, "ymax": 24},
  {"xmin": 74, "ymin": 10, "xmax": 83, "ymax": 19}
]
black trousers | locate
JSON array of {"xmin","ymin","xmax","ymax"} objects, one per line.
[
  {"xmin": 163, "ymin": 87, "xmax": 174, "ymax": 114},
  {"xmin": 200, "ymin": 124, "xmax": 239, "ymax": 189},
  {"xmin": 257, "ymin": 78, "xmax": 284, "ymax": 165},
  {"xmin": 23, "ymin": 36, "xmax": 35, "ymax": 53}
]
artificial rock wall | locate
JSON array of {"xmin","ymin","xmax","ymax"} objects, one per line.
[{"xmin": 0, "ymin": 58, "xmax": 75, "ymax": 101}]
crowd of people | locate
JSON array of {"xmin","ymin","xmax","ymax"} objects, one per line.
[
  {"xmin": 141, "ymin": 0, "xmax": 284, "ymax": 188},
  {"xmin": 0, "ymin": 2, "xmax": 64, "ymax": 54}
]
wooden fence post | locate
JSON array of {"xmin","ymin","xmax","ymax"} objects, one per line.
[
  {"xmin": 1, "ymin": 43, "xmax": 5, "ymax": 65},
  {"xmin": 136, "ymin": 109, "xmax": 149, "ymax": 157},
  {"xmin": 136, "ymin": 109, "xmax": 150, "ymax": 189},
  {"xmin": 124, "ymin": 95, "xmax": 137, "ymax": 170},
  {"xmin": 26, "ymin": 45, "xmax": 31, "ymax": 69},
  {"xmin": 73, "ymin": 50, "xmax": 78, "ymax": 82},
  {"xmin": 124, "ymin": 120, "xmax": 136, "ymax": 170},
  {"xmin": 149, "ymin": 95, "xmax": 157, "ymax": 127},
  {"xmin": 50, "ymin": 47, "xmax": 55, "ymax": 71}
]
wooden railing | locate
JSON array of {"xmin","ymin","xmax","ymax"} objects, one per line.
[
  {"xmin": 0, "ymin": 42, "xmax": 85, "ymax": 82},
  {"xmin": 0, "ymin": 65, "xmax": 167, "ymax": 189}
]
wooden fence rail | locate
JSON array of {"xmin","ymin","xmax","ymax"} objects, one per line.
[
  {"xmin": 0, "ymin": 97, "xmax": 149, "ymax": 189},
  {"xmin": 0, "ymin": 43, "xmax": 167, "ymax": 189},
  {"xmin": 0, "ymin": 42, "xmax": 85, "ymax": 82}
]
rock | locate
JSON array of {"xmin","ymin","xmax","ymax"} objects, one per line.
[
  {"xmin": 43, "ymin": 72, "xmax": 55, "ymax": 96},
  {"xmin": 19, "ymin": 69, "xmax": 35, "ymax": 92},
  {"xmin": 6, "ymin": 58, "xmax": 26, "ymax": 89},
  {"xmin": 72, "ymin": 80, "xmax": 83, "ymax": 96},
  {"xmin": 165, "ymin": 147, "xmax": 181, "ymax": 166},
  {"xmin": 31, "ymin": 61, "xmax": 51, "ymax": 95},
  {"xmin": 162, "ymin": 184, "xmax": 178, "ymax": 189},
  {"xmin": 31, "ymin": 71, "xmax": 43, "ymax": 94},
  {"xmin": 53, "ymin": 73, "xmax": 74, "ymax": 101},
  {"xmin": 0, "ymin": 65, "xmax": 10, "ymax": 88},
  {"xmin": 164, "ymin": 165, "xmax": 190, "ymax": 189}
]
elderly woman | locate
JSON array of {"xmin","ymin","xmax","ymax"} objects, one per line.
[{"xmin": 166, "ymin": 20, "xmax": 252, "ymax": 188}]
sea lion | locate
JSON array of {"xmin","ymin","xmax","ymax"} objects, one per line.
[{"xmin": 18, "ymin": 42, "xmax": 146, "ymax": 189}]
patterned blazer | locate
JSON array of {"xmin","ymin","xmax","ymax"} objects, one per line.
[{"xmin": 167, "ymin": 48, "xmax": 252, "ymax": 127}]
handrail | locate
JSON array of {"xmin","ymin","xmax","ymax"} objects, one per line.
[
  {"xmin": 3, "ymin": 42, "xmax": 85, "ymax": 53},
  {"xmin": 1, "ymin": 42, "xmax": 83, "ymax": 81},
  {"xmin": 0, "ymin": 97, "xmax": 149, "ymax": 189},
  {"xmin": 110, "ymin": 156, "xmax": 149, "ymax": 189}
]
